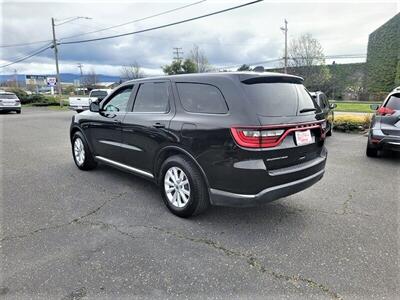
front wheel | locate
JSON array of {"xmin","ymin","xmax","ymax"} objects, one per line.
[
  {"xmin": 160, "ymin": 155, "xmax": 210, "ymax": 218},
  {"xmin": 72, "ymin": 131, "xmax": 97, "ymax": 170}
]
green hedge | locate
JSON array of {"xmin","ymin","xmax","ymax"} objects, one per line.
[{"xmin": 365, "ymin": 13, "xmax": 400, "ymax": 93}]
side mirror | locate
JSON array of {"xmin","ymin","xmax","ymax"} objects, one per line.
[
  {"xmin": 89, "ymin": 101, "xmax": 100, "ymax": 113},
  {"xmin": 370, "ymin": 104, "xmax": 379, "ymax": 110},
  {"xmin": 329, "ymin": 103, "xmax": 337, "ymax": 109}
]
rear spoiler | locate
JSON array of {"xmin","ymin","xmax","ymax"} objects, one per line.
[{"xmin": 240, "ymin": 73, "xmax": 304, "ymax": 84}]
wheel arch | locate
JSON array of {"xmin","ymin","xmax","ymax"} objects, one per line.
[
  {"xmin": 70, "ymin": 126, "xmax": 95, "ymax": 154},
  {"xmin": 154, "ymin": 146, "xmax": 211, "ymax": 191}
]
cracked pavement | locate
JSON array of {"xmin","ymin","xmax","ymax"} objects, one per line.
[{"xmin": 1, "ymin": 108, "xmax": 399, "ymax": 299}]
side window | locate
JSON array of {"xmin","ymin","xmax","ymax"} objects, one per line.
[
  {"xmin": 176, "ymin": 83, "xmax": 228, "ymax": 114},
  {"xmin": 133, "ymin": 82, "xmax": 170, "ymax": 113},
  {"xmin": 103, "ymin": 86, "xmax": 133, "ymax": 112},
  {"xmin": 318, "ymin": 94, "xmax": 327, "ymax": 109}
]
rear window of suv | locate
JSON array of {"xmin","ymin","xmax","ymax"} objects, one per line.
[
  {"xmin": 385, "ymin": 93, "xmax": 400, "ymax": 110},
  {"xmin": 176, "ymin": 83, "xmax": 228, "ymax": 114},
  {"xmin": 242, "ymin": 82, "xmax": 317, "ymax": 117}
]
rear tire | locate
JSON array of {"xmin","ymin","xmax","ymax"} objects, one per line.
[
  {"xmin": 72, "ymin": 131, "xmax": 97, "ymax": 170},
  {"xmin": 159, "ymin": 155, "xmax": 209, "ymax": 218},
  {"xmin": 327, "ymin": 127, "xmax": 332, "ymax": 136},
  {"xmin": 16, "ymin": 110, "xmax": 21, "ymax": 114},
  {"xmin": 366, "ymin": 144, "xmax": 378, "ymax": 157}
]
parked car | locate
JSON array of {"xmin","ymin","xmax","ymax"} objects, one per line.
[
  {"xmin": 70, "ymin": 72, "xmax": 327, "ymax": 217},
  {"xmin": 366, "ymin": 86, "xmax": 400, "ymax": 157},
  {"xmin": 0, "ymin": 92, "xmax": 21, "ymax": 114},
  {"xmin": 310, "ymin": 91, "xmax": 336, "ymax": 136},
  {"xmin": 69, "ymin": 89, "xmax": 111, "ymax": 113}
]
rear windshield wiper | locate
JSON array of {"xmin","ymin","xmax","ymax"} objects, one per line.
[{"xmin": 299, "ymin": 107, "xmax": 317, "ymax": 113}]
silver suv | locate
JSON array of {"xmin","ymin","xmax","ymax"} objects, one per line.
[{"xmin": 0, "ymin": 92, "xmax": 21, "ymax": 114}]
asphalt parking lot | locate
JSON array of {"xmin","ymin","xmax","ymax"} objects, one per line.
[{"xmin": 1, "ymin": 108, "xmax": 399, "ymax": 299}]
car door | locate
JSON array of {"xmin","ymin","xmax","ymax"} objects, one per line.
[
  {"xmin": 121, "ymin": 80, "xmax": 175, "ymax": 174},
  {"xmin": 88, "ymin": 85, "xmax": 134, "ymax": 162}
]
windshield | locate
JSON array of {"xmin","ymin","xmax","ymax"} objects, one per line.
[
  {"xmin": 385, "ymin": 94, "xmax": 400, "ymax": 110},
  {"xmin": 242, "ymin": 82, "xmax": 318, "ymax": 117},
  {"xmin": 0, "ymin": 94, "xmax": 18, "ymax": 99},
  {"xmin": 90, "ymin": 91, "xmax": 108, "ymax": 98}
]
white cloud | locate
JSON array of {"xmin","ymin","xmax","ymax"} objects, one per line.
[{"xmin": 1, "ymin": 0, "xmax": 398, "ymax": 75}]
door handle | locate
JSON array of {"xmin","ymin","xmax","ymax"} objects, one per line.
[{"xmin": 153, "ymin": 122, "xmax": 165, "ymax": 128}]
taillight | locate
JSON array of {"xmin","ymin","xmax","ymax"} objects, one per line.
[
  {"xmin": 231, "ymin": 121, "xmax": 324, "ymax": 149},
  {"xmin": 377, "ymin": 107, "xmax": 395, "ymax": 116},
  {"xmin": 231, "ymin": 128, "xmax": 285, "ymax": 148}
]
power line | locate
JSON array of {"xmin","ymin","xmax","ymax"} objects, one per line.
[
  {"xmin": 0, "ymin": 40, "xmax": 53, "ymax": 48},
  {"xmin": 60, "ymin": 0, "xmax": 207, "ymax": 41},
  {"xmin": 0, "ymin": 0, "xmax": 207, "ymax": 48},
  {"xmin": 173, "ymin": 47, "xmax": 184, "ymax": 61},
  {"xmin": 0, "ymin": 44, "xmax": 53, "ymax": 68},
  {"xmin": 60, "ymin": 0, "xmax": 264, "ymax": 45}
]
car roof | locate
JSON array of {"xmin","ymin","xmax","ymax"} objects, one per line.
[
  {"xmin": 123, "ymin": 71, "xmax": 304, "ymax": 84},
  {"xmin": 0, "ymin": 92, "xmax": 16, "ymax": 96}
]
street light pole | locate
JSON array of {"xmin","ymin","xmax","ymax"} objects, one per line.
[
  {"xmin": 51, "ymin": 17, "xmax": 63, "ymax": 105},
  {"xmin": 280, "ymin": 19, "xmax": 288, "ymax": 74}
]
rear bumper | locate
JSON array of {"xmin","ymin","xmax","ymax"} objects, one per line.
[
  {"xmin": 210, "ymin": 168, "xmax": 325, "ymax": 207},
  {"xmin": 69, "ymin": 105, "xmax": 89, "ymax": 111},
  {"xmin": 370, "ymin": 130, "xmax": 400, "ymax": 152},
  {"xmin": 0, "ymin": 106, "xmax": 21, "ymax": 111}
]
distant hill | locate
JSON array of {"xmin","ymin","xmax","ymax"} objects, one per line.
[{"xmin": 0, "ymin": 73, "xmax": 121, "ymax": 84}]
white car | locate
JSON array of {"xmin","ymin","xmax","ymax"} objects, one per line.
[
  {"xmin": 0, "ymin": 92, "xmax": 21, "ymax": 114},
  {"xmin": 69, "ymin": 89, "xmax": 111, "ymax": 112}
]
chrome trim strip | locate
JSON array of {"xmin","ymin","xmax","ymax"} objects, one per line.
[
  {"xmin": 95, "ymin": 156, "xmax": 154, "ymax": 178},
  {"xmin": 99, "ymin": 140, "xmax": 142, "ymax": 152},
  {"xmin": 387, "ymin": 142, "xmax": 400, "ymax": 146},
  {"xmin": 210, "ymin": 169, "xmax": 325, "ymax": 199}
]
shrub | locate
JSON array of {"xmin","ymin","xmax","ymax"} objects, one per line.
[
  {"xmin": 333, "ymin": 115, "xmax": 371, "ymax": 132},
  {"xmin": 8, "ymin": 88, "xmax": 29, "ymax": 104}
]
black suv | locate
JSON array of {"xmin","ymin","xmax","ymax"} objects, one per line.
[
  {"xmin": 310, "ymin": 91, "xmax": 336, "ymax": 136},
  {"xmin": 70, "ymin": 72, "xmax": 327, "ymax": 217}
]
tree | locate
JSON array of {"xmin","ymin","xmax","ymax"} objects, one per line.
[
  {"xmin": 287, "ymin": 33, "xmax": 331, "ymax": 90},
  {"xmin": 237, "ymin": 64, "xmax": 252, "ymax": 71},
  {"xmin": 189, "ymin": 44, "xmax": 211, "ymax": 73},
  {"xmin": 82, "ymin": 69, "xmax": 97, "ymax": 87},
  {"xmin": 120, "ymin": 61, "xmax": 145, "ymax": 80},
  {"xmin": 162, "ymin": 59, "xmax": 197, "ymax": 75}
]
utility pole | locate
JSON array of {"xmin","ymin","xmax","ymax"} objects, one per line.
[
  {"xmin": 51, "ymin": 17, "xmax": 63, "ymax": 106},
  {"xmin": 77, "ymin": 63, "xmax": 84, "ymax": 95},
  {"xmin": 173, "ymin": 47, "xmax": 184, "ymax": 61},
  {"xmin": 14, "ymin": 69, "xmax": 18, "ymax": 88},
  {"xmin": 280, "ymin": 19, "xmax": 288, "ymax": 73}
]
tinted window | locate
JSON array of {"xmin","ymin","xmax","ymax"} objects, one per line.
[
  {"xmin": 242, "ymin": 83, "xmax": 317, "ymax": 117},
  {"xmin": 318, "ymin": 94, "xmax": 327, "ymax": 109},
  {"xmin": 0, "ymin": 94, "xmax": 18, "ymax": 99},
  {"xmin": 177, "ymin": 83, "xmax": 228, "ymax": 114},
  {"xmin": 90, "ymin": 90, "xmax": 108, "ymax": 98},
  {"xmin": 103, "ymin": 86, "xmax": 132, "ymax": 112},
  {"xmin": 133, "ymin": 82, "xmax": 170, "ymax": 113},
  {"xmin": 385, "ymin": 94, "xmax": 400, "ymax": 110}
]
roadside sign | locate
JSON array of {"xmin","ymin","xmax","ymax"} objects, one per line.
[
  {"xmin": 25, "ymin": 75, "xmax": 47, "ymax": 85},
  {"xmin": 46, "ymin": 77, "xmax": 57, "ymax": 86}
]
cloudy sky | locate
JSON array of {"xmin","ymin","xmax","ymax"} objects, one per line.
[{"xmin": 1, "ymin": 0, "xmax": 399, "ymax": 76}]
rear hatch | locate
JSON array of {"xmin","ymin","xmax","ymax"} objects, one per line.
[
  {"xmin": 234, "ymin": 75, "xmax": 325, "ymax": 171},
  {"xmin": 0, "ymin": 93, "xmax": 19, "ymax": 106},
  {"xmin": 378, "ymin": 93, "xmax": 400, "ymax": 136}
]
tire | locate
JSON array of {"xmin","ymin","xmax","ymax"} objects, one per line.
[
  {"xmin": 159, "ymin": 155, "xmax": 210, "ymax": 218},
  {"xmin": 16, "ymin": 110, "xmax": 21, "ymax": 114},
  {"xmin": 72, "ymin": 131, "xmax": 97, "ymax": 170},
  {"xmin": 366, "ymin": 144, "xmax": 378, "ymax": 157}
]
